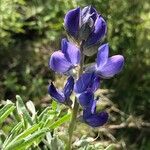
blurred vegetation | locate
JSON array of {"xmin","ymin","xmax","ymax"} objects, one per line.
[{"xmin": 0, "ymin": 0, "xmax": 150, "ymax": 149}]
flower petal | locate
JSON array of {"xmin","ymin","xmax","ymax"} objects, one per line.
[
  {"xmin": 74, "ymin": 73, "xmax": 100, "ymax": 93},
  {"xmin": 86, "ymin": 15, "xmax": 107, "ymax": 46},
  {"xmin": 82, "ymin": 6, "xmax": 97, "ymax": 23},
  {"xmin": 61, "ymin": 38, "xmax": 81, "ymax": 65},
  {"xmin": 63, "ymin": 76, "xmax": 74, "ymax": 98},
  {"xmin": 78, "ymin": 91, "xmax": 94, "ymax": 108},
  {"xmin": 83, "ymin": 100, "xmax": 97, "ymax": 118},
  {"xmin": 96, "ymin": 44, "xmax": 109, "ymax": 69},
  {"xmin": 49, "ymin": 51, "xmax": 72, "ymax": 73},
  {"xmin": 64, "ymin": 7, "xmax": 80, "ymax": 37},
  {"xmin": 83, "ymin": 111, "xmax": 108, "ymax": 127},
  {"xmin": 48, "ymin": 82, "xmax": 65, "ymax": 103},
  {"xmin": 97, "ymin": 55, "xmax": 124, "ymax": 78},
  {"xmin": 91, "ymin": 100, "xmax": 97, "ymax": 114},
  {"xmin": 74, "ymin": 73, "xmax": 93, "ymax": 93},
  {"xmin": 91, "ymin": 75, "xmax": 100, "ymax": 92}
]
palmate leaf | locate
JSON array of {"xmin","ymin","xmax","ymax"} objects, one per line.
[
  {"xmin": 1, "ymin": 95, "xmax": 70, "ymax": 149},
  {"xmin": 4, "ymin": 128, "xmax": 48, "ymax": 150},
  {"xmin": 2, "ymin": 124, "xmax": 40, "ymax": 149},
  {"xmin": 2, "ymin": 106, "xmax": 71, "ymax": 149},
  {"xmin": 3, "ymin": 113, "xmax": 71, "ymax": 150},
  {"xmin": 0, "ymin": 102, "xmax": 15, "ymax": 124}
]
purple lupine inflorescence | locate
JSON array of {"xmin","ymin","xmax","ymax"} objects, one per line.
[
  {"xmin": 48, "ymin": 6, "xmax": 124, "ymax": 128},
  {"xmin": 49, "ymin": 38, "xmax": 80, "ymax": 74},
  {"xmin": 48, "ymin": 76, "xmax": 74, "ymax": 106},
  {"xmin": 64, "ymin": 6, "xmax": 107, "ymax": 56}
]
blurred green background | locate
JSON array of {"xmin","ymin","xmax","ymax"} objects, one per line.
[{"xmin": 0, "ymin": 0, "xmax": 150, "ymax": 149}]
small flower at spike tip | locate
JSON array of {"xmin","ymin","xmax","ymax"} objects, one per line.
[
  {"xmin": 49, "ymin": 38, "xmax": 81, "ymax": 74},
  {"xmin": 48, "ymin": 76, "xmax": 74, "ymax": 106},
  {"xmin": 81, "ymin": 96, "xmax": 108, "ymax": 127},
  {"xmin": 64, "ymin": 6, "xmax": 107, "ymax": 56},
  {"xmin": 86, "ymin": 44, "xmax": 124, "ymax": 78}
]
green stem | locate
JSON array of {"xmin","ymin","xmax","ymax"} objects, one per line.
[
  {"xmin": 66, "ymin": 44, "xmax": 84, "ymax": 150},
  {"xmin": 66, "ymin": 97, "xmax": 79, "ymax": 150}
]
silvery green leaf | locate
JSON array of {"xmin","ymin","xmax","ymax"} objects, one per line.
[
  {"xmin": 47, "ymin": 113, "xmax": 71, "ymax": 129},
  {"xmin": 0, "ymin": 102, "xmax": 15, "ymax": 124},
  {"xmin": 26, "ymin": 100, "xmax": 36, "ymax": 118},
  {"xmin": 73, "ymin": 136, "xmax": 95, "ymax": 147},
  {"xmin": 49, "ymin": 136, "xmax": 64, "ymax": 150},
  {"xmin": 46, "ymin": 132, "xmax": 52, "ymax": 145},
  {"xmin": 38, "ymin": 107, "xmax": 51, "ymax": 121},
  {"xmin": 16, "ymin": 95, "xmax": 33, "ymax": 125},
  {"xmin": 4, "ymin": 128, "xmax": 48, "ymax": 150}
]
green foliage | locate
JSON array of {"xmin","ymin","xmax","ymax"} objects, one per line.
[
  {"xmin": 0, "ymin": 0, "xmax": 77, "ymax": 101},
  {"xmin": 0, "ymin": 0, "xmax": 77, "ymax": 45},
  {"xmin": 0, "ymin": 96, "xmax": 71, "ymax": 149},
  {"xmin": 0, "ymin": 102, "xmax": 15, "ymax": 124}
]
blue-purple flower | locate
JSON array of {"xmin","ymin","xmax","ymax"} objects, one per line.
[
  {"xmin": 48, "ymin": 76, "xmax": 74, "ymax": 106},
  {"xmin": 64, "ymin": 6, "xmax": 107, "ymax": 48},
  {"xmin": 74, "ymin": 73, "xmax": 100, "ymax": 94},
  {"xmin": 49, "ymin": 38, "xmax": 81, "ymax": 74},
  {"xmin": 83, "ymin": 109, "xmax": 108, "ymax": 127},
  {"xmin": 81, "ymin": 95, "xmax": 108, "ymax": 127},
  {"xmin": 78, "ymin": 91, "xmax": 94, "ymax": 108},
  {"xmin": 86, "ymin": 44, "xmax": 124, "ymax": 78},
  {"xmin": 74, "ymin": 72, "xmax": 100, "ymax": 108},
  {"xmin": 74, "ymin": 73, "xmax": 108, "ymax": 127}
]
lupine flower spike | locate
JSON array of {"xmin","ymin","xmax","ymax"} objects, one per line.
[{"xmin": 49, "ymin": 5, "xmax": 124, "ymax": 132}]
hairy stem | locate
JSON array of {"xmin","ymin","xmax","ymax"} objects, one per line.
[
  {"xmin": 66, "ymin": 44, "xmax": 84, "ymax": 150},
  {"xmin": 66, "ymin": 97, "xmax": 79, "ymax": 150}
]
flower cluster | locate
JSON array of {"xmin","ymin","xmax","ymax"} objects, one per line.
[{"xmin": 48, "ymin": 6, "xmax": 124, "ymax": 127}]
